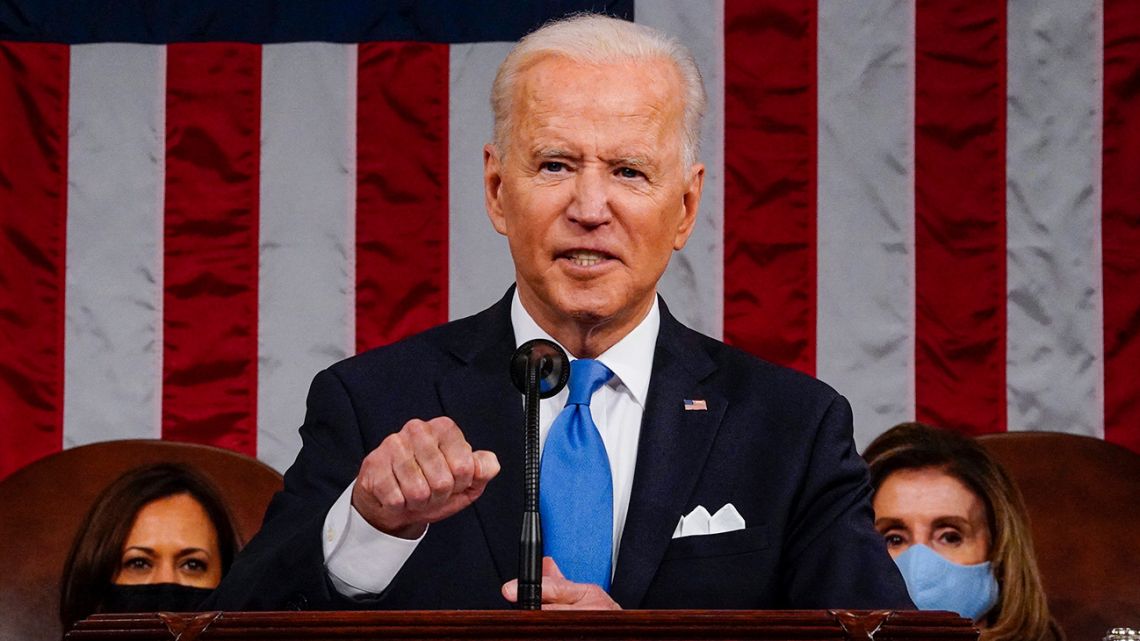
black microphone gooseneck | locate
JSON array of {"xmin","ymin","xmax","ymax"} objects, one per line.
[{"xmin": 510, "ymin": 339, "xmax": 569, "ymax": 610}]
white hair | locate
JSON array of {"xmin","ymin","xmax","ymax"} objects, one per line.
[{"xmin": 490, "ymin": 13, "xmax": 707, "ymax": 169}]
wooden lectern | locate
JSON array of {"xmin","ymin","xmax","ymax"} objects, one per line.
[{"xmin": 66, "ymin": 610, "xmax": 977, "ymax": 640}]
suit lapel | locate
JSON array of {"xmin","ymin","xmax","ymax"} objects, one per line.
[
  {"xmin": 437, "ymin": 293, "xmax": 525, "ymax": 584},
  {"xmin": 434, "ymin": 294, "xmax": 728, "ymax": 597},
  {"xmin": 609, "ymin": 305, "xmax": 727, "ymax": 608}
]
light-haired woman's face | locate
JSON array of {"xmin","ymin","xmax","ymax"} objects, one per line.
[
  {"xmin": 113, "ymin": 493, "xmax": 223, "ymax": 588},
  {"xmin": 872, "ymin": 467, "xmax": 991, "ymax": 565}
]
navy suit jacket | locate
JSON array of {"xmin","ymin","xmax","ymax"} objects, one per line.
[{"xmin": 210, "ymin": 289, "xmax": 912, "ymax": 610}]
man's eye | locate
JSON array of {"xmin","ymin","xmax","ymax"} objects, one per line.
[
  {"xmin": 541, "ymin": 161, "xmax": 566, "ymax": 173},
  {"xmin": 616, "ymin": 167, "xmax": 643, "ymax": 179}
]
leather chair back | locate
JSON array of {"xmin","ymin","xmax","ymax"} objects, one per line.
[
  {"xmin": 0, "ymin": 440, "xmax": 282, "ymax": 641},
  {"xmin": 978, "ymin": 432, "xmax": 1140, "ymax": 640}
]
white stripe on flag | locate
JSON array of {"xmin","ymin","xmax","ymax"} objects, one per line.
[
  {"xmin": 816, "ymin": 0, "xmax": 916, "ymax": 450},
  {"xmin": 448, "ymin": 42, "xmax": 517, "ymax": 321},
  {"xmin": 636, "ymin": 0, "xmax": 726, "ymax": 339},
  {"xmin": 64, "ymin": 43, "xmax": 166, "ymax": 447},
  {"xmin": 259, "ymin": 43, "xmax": 357, "ymax": 472},
  {"xmin": 1005, "ymin": 0, "xmax": 1104, "ymax": 438}
]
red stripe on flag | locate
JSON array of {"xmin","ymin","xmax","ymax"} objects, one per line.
[
  {"xmin": 723, "ymin": 0, "xmax": 818, "ymax": 375},
  {"xmin": 1103, "ymin": 0, "xmax": 1140, "ymax": 453},
  {"xmin": 162, "ymin": 44, "xmax": 260, "ymax": 456},
  {"xmin": 355, "ymin": 43, "xmax": 449, "ymax": 353},
  {"xmin": 914, "ymin": 1, "xmax": 1007, "ymax": 436},
  {"xmin": 0, "ymin": 43, "xmax": 68, "ymax": 479}
]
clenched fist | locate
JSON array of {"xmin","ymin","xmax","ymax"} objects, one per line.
[{"xmin": 351, "ymin": 417, "xmax": 500, "ymax": 539}]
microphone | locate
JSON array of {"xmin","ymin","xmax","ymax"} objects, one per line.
[{"xmin": 510, "ymin": 339, "xmax": 569, "ymax": 610}]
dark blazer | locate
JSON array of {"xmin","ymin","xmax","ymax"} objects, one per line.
[{"xmin": 210, "ymin": 289, "xmax": 912, "ymax": 610}]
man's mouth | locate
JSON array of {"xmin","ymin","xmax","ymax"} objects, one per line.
[{"xmin": 562, "ymin": 249, "xmax": 613, "ymax": 267}]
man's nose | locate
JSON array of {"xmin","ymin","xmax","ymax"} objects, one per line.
[{"xmin": 567, "ymin": 168, "xmax": 611, "ymax": 226}]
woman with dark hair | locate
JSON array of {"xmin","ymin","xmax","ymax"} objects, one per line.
[
  {"xmin": 59, "ymin": 463, "xmax": 241, "ymax": 632},
  {"xmin": 863, "ymin": 422, "xmax": 1062, "ymax": 641}
]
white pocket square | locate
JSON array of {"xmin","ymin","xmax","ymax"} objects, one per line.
[{"xmin": 671, "ymin": 503, "xmax": 746, "ymax": 539}]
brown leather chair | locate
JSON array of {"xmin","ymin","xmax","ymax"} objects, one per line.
[
  {"xmin": 0, "ymin": 439, "xmax": 283, "ymax": 641},
  {"xmin": 978, "ymin": 432, "xmax": 1140, "ymax": 640}
]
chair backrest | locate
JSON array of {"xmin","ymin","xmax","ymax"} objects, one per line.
[
  {"xmin": 0, "ymin": 440, "xmax": 283, "ymax": 641},
  {"xmin": 977, "ymin": 432, "xmax": 1140, "ymax": 640}
]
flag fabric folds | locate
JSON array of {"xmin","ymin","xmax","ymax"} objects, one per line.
[{"xmin": 1, "ymin": 0, "xmax": 1137, "ymax": 479}]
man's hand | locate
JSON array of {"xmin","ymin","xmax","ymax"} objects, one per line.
[
  {"xmin": 501, "ymin": 557, "xmax": 621, "ymax": 610},
  {"xmin": 351, "ymin": 417, "xmax": 500, "ymax": 539}
]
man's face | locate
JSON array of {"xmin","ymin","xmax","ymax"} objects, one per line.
[{"xmin": 484, "ymin": 55, "xmax": 704, "ymax": 350}]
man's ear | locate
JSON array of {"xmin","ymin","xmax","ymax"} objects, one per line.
[
  {"xmin": 484, "ymin": 143, "xmax": 508, "ymax": 236},
  {"xmin": 673, "ymin": 162, "xmax": 705, "ymax": 251}
]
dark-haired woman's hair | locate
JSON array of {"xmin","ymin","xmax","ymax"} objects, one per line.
[
  {"xmin": 863, "ymin": 422, "xmax": 1062, "ymax": 641},
  {"xmin": 59, "ymin": 463, "xmax": 241, "ymax": 631}
]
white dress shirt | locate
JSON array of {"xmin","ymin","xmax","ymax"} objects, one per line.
[{"xmin": 322, "ymin": 291, "xmax": 660, "ymax": 597}]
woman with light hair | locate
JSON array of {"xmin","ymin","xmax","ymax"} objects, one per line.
[{"xmin": 864, "ymin": 422, "xmax": 1063, "ymax": 641}]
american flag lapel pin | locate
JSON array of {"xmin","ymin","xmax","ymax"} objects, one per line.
[{"xmin": 683, "ymin": 398, "xmax": 707, "ymax": 411}]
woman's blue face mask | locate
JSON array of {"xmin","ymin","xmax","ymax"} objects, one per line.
[{"xmin": 893, "ymin": 543, "xmax": 999, "ymax": 621}]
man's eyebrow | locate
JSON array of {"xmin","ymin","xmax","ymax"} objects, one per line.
[
  {"xmin": 534, "ymin": 148, "xmax": 576, "ymax": 159},
  {"xmin": 609, "ymin": 156, "xmax": 651, "ymax": 167}
]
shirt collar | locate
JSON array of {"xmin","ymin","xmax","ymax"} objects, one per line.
[{"xmin": 510, "ymin": 290, "xmax": 659, "ymax": 409}]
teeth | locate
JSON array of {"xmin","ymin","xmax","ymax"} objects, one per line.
[{"xmin": 567, "ymin": 250, "xmax": 606, "ymax": 267}]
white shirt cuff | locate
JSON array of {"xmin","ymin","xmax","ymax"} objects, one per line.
[{"xmin": 322, "ymin": 480, "xmax": 426, "ymax": 598}]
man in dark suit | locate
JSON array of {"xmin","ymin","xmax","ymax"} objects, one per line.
[{"xmin": 211, "ymin": 14, "xmax": 912, "ymax": 611}]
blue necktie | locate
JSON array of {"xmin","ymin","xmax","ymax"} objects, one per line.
[{"xmin": 540, "ymin": 358, "xmax": 615, "ymax": 590}]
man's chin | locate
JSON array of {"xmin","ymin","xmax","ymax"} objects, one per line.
[
  {"xmin": 565, "ymin": 308, "xmax": 610, "ymax": 325},
  {"xmin": 552, "ymin": 291, "xmax": 619, "ymax": 325},
  {"xmin": 520, "ymin": 282, "xmax": 639, "ymax": 330}
]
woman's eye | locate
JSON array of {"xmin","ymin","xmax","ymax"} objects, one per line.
[
  {"xmin": 541, "ymin": 161, "xmax": 566, "ymax": 173},
  {"xmin": 883, "ymin": 533, "xmax": 906, "ymax": 548},
  {"xmin": 616, "ymin": 167, "xmax": 643, "ymax": 179},
  {"xmin": 123, "ymin": 557, "xmax": 150, "ymax": 570},
  {"xmin": 181, "ymin": 559, "xmax": 208, "ymax": 573},
  {"xmin": 937, "ymin": 530, "xmax": 964, "ymax": 545}
]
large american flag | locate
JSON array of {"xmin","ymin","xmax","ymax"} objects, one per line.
[{"xmin": 2, "ymin": 0, "xmax": 1137, "ymax": 479}]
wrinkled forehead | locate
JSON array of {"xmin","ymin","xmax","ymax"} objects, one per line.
[
  {"xmin": 508, "ymin": 54, "xmax": 687, "ymax": 146},
  {"xmin": 876, "ymin": 467, "xmax": 990, "ymax": 524}
]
